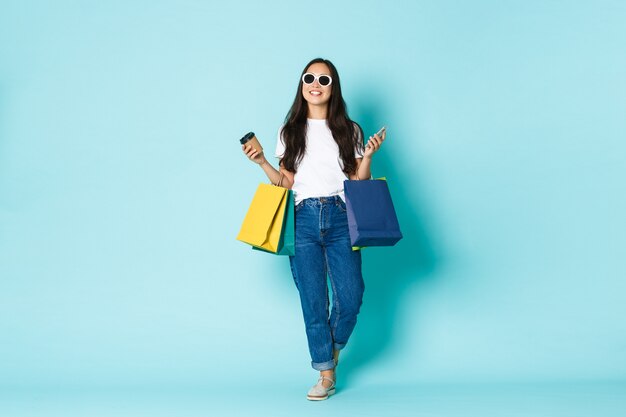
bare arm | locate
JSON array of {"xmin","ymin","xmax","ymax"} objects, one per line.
[
  {"xmin": 352, "ymin": 156, "xmax": 371, "ymax": 180},
  {"xmin": 352, "ymin": 129, "xmax": 386, "ymax": 180},
  {"xmin": 242, "ymin": 144, "xmax": 294, "ymax": 189}
]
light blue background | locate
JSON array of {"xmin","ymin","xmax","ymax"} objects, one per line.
[{"xmin": 1, "ymin": 0, "xmax": 625, "ymax": 414}]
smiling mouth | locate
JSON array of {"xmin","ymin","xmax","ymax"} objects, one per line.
[{"xmin": 310, "ymin": 91, "xmax": 322, "ymax": 96}]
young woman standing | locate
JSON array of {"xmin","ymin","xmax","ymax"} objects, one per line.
[{"xmin": 242, "ymin": 58, "xmax": 386, "ymax": 400}]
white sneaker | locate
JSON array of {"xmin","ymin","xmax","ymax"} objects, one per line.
[{"xmin": 306, "ymin": 375, "xmax": 336, "ymax": 401}]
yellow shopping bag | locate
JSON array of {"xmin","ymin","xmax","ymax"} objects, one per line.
[{"xmin": 236, "ymin": 183, "xmax": 289, "ymax": 253}]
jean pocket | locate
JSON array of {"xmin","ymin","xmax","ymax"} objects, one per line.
[
  {"xmin": 295, "ymin": 201, "xmax": 304, "ymax": 213},
  {"xmin": 336, "ymin": 199, "xmax": 347, "ymax": 213}
]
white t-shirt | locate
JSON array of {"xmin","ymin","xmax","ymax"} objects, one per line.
[{"xmin": 275, "ymin": 119, "xmax": 363, "ymax": 204}]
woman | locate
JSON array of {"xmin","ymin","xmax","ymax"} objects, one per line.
[{"xmin": 242, "ymin": 58, "xmax": 386, "ymax": 400}]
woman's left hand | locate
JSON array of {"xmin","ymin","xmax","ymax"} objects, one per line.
[{"xmin": 363, "ymin": 129, "xmax": 386, "ymax": 158}]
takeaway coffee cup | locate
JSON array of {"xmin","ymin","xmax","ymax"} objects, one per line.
[{"xmin": 240, "ymin": 132, "xmax": 263, "ymax": 153}]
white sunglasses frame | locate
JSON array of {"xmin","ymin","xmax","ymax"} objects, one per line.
[{"xmin": 301, "ymin": 72, "xmax": 333, "ymax": 86}]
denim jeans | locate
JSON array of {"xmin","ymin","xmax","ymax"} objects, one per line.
[{"xmin": 289, "ymin": 196, "xmax": 365, "ymax": 371}]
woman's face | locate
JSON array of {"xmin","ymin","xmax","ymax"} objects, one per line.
[{"xmin": 301, "ymin": 62, "xmax": 332, "ymax": 107}]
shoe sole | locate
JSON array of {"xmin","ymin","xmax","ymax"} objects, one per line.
[{"xmin": 307, "ymin": 388, "xmax": 336, "ymax": 401}]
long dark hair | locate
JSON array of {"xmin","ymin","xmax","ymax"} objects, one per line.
[{"xmin": 280, "ymin": 58, "xmax": 364, "ymax": 174}]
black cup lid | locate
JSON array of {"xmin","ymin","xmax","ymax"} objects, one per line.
[{"xmin": 240, "ymin": 132, "xmax": 255, "ymax": 145}]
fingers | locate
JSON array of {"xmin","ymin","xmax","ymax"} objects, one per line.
[
  {"xmin": 243, "ymin": 144, "xmax": 260, "ymax": 160},
  {"xmin": 367, "ymin": 133, "xmax": 384, "ymax": 153}
]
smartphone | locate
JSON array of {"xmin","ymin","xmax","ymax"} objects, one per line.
[{"xmin": 366, "ymin": 126, "xmax": 386, "ymax": 149}]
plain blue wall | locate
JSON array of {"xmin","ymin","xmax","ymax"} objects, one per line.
[{"xmin": 1, "ymin": 0, "xmax": 625, "ymax": 388}]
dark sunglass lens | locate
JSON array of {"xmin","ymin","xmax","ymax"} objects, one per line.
[
  {"xmin": 303, "ymin": 74, "xmax": 315, "ymax": 84},
  {"xmin": 319, "ymin": 75, "xmax": 331, "ymax": 86}
]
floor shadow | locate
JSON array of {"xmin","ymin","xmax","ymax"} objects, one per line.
[{"xmin": 336, "ymin": 85, "xmax": 442, "ymax": 386}]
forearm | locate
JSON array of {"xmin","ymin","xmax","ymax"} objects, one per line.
[
  {"xmin": 259, "ymin": 158, "xmax": 293, "ymax": 188},
  {"xmin": 258, "ymin": 159, "xmax": 280, "ymax": 184},
  {"xmin": 356, "ymin": 156, "xmax": 372, "ymax": 180}
]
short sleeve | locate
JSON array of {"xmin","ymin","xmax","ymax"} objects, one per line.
[{"xmin": 275, "ymin": 125, "xmax": 285, "ymax": 159}]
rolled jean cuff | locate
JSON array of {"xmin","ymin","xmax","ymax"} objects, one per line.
[
  {"xmin": 311, "ymin": 359, "xmax": 336, "ymax": 371},
  {"xmin": 333, "ymin": 342, "xmax": 346, "ymax": 351}
]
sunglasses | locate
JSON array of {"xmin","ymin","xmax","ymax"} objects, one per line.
[{"xmin": 302, "ymin": 73, "xmax": 333, "ymax": 87}]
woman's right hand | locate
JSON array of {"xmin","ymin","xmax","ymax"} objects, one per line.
[{"xmin": 242, "ymin": 144, "xmax": 267, "ymax": 165}]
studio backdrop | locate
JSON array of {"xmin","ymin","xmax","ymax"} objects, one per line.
[{"xmin": 1, "ymin": 0, "xmax": 625, "ymax": 388}]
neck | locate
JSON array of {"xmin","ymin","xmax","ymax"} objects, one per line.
[{"xmin": 307, "ymin": 104, "xmax": 328, "ymax": 120}]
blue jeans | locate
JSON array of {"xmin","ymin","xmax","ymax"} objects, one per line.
[{"xmin": 289, "ymin": 196, "xmax": 365, "ymax": 371}]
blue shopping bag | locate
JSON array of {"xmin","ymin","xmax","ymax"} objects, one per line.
[{"xmin": 343, "ymin": 179, "xmax": 403, "ymax": 247}]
